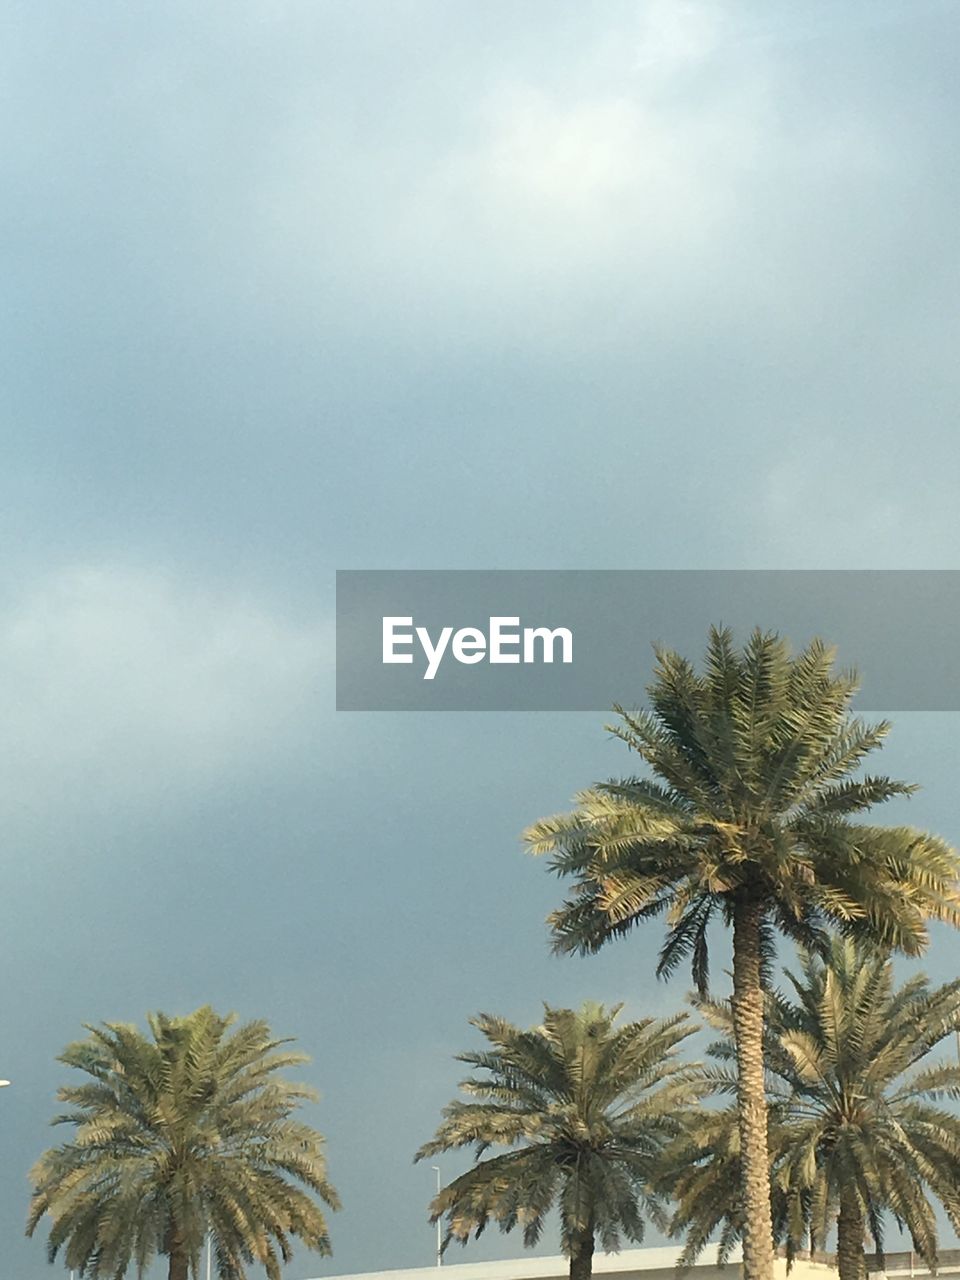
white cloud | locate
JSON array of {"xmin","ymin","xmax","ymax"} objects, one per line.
[
  {"xmin": 251, "ymin": 74, "xmax": 771, "ymax": 357},
  {"xmin": 247, "ymin": 9, "xmax": 907, "ymax": 359},
  {"xmin": 0, "ymin": 564, "xmax": 328, "ymax": 820},
  {"xmin": 431, "ymin": 83, "xmax": 749, "ymax": 261},
  {"xmin": 635, "ymin": 0, "xmax": 724, "ymax": 73}
]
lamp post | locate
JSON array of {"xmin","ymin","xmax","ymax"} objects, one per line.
[{"xmin": 431, "ymin": 1166, "xmax": 442, "ymax": 1267}]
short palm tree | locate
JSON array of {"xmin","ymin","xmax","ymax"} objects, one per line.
[
  {"xmin": 27, "ymin": 1006, "xmax": 340, "ymax": 1280},
  {"xmin": 524, "ymin": 628, "xmax": 960, "ymax": 1280},
  {"xmin": 661, "ymin": 939, "xmax": 960, "ymax": 1280},
  {"xmin": 415, "ymin": 1002, "xmax": 704, "ymax": 1280}
]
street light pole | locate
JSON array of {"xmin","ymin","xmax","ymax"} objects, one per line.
[{"xmin": 431, "ymin": 1167, "xmax": 442, "ymax": 1267}]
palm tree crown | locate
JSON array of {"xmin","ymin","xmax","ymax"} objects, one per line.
[
  {"xmin": 680, "ymin": 939, "xmax": 960, "ymax": 1280},
  {"xmin": 416, "ymin": 1002, "xmax": 704, "ymax": 1280},
  {"xmin": 523, "ymin": 628, "xmax": 960, "ymax": 1280},
  {"xmin": 526, "ymin": 629, "xmax": 960, "ymax": 976},
  {"xmin": 27, "ymin": 1005, "xmax": 340, "ymax": 1280}
]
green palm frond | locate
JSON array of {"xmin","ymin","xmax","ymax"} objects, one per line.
[
  {"xmin": 524, "ymin": 628, "xmax": 960, "ymax": 1280},
  {"xmin": 525, "ymin": 628, "xmax": 960, "ymax": 988},
  {"xmin": 27, "ymin": 1007, "xmax": 339, "ymax": 1280},
  {"xmin": 416, "ymin": 1003, "xmax": 707, "ymax": 1271},
  {"xmin": 661, "ymin": 939, "xmax": 960, "ymax": 1279}
]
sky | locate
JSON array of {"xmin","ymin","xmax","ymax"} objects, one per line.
[{"xmin": 2, "ymin": 1, "xmax": 960, "ymax": 1276}]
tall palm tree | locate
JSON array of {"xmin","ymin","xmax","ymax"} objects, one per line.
[
  {"xmin": 672, "ymin": 939, "xmax": 960, "ymax": 1280},
  {"xmin": 524, "ymin": 628, "xmax": 960, "ymax": 1280},
  {"xmin": 27, "ymin": 1006, "xmax": 340, "ymax": 1280},
  {"xmin": 415, "ymin": 1002, "xmax": 704, "ymax": 1280}
]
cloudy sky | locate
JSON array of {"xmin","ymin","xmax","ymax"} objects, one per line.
[{"xmin": 3, "ymin": 2, "xmax": 960, "ymax": 1277}]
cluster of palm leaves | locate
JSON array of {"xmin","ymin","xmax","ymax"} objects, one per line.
[
  {"xmin": 664, "ymin": 940, "xmax": 960, "ymax": 1279},
  {"xmin": 420, "ymin": 630, "xmax": 960, "ymax": 1280},
  {"xmin": 27, "ymin": 1008, "xmax": 339, "ymax": 1280},
  {"xmin": 419, "ymin": 958, "xmax": 960, "ymax": 1280},
  {"xmin": 416, "ymin": 1004, "xmax": 706, "ymax": 1280},
  {"xmin": 27, "ymin": 628, "xmax": 960, "ymax": 1280}
]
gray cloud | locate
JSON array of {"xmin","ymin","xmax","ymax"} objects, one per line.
[
  {"xmin": 0, "ymin": 563, "xmax": 329, "ymax": 825},
  {"xmin": 3, "ymin": 3, "xmax": 960, "ymax": 1276}
]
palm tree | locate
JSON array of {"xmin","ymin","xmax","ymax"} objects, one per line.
[
  {"xmin": 672, "ymin": 939, "xmax": 960, "ymax": 1280},
  {"xmin": 415, "ymin": 1002, "xmax": 704, "ymax": 1280},
  {"xmin": 27, "ymin": 1005, "xmax": 340, "ymax": 1280},
  {"xmin": 524, "ymin": 628, "xmax": 960, "ymax": 1280}
]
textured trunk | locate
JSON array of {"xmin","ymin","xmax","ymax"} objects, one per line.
[
  {"xmin": 167, "ymin": 1229, "xmax": 190, "ymax": 1280},
  {"xmin": 837, "ymin": 1195, "xmax": 866, "ymax": 1280},
  {"xmin": 569, "ymin": 1227, "xmax": 595, "ymax": 1280},
  {"xmin": 731, "ymin": 895, "xmax": 776, "ymax": 1280}
]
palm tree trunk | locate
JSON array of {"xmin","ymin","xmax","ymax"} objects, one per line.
[
  {"xmin": 167, "ymin": 1227, "xmax": 190, "ymax": 1280},
  {"xmin": 168, "ymin": 1250, "xmax": 189, "ymax": 1280},
  {"xmin": 836, "ymin": 1194, "xmax": 866, "ymax": 1280},
  {"xmin": 731, "ymin": 894, "xmax": 775, "ymax": 1280},
  {"xmin": 569, "ymin": 1226, "xmax": 595, "ymax": 1280}
]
